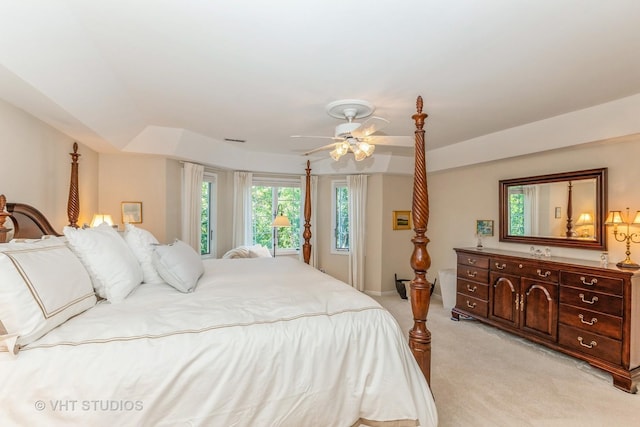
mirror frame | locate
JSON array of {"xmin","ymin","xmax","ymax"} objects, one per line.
[{"xmin": 499, "ymin": 168, "xmax": 608, "ymax": 251}]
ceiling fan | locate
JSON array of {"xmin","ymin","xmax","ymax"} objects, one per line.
[{"xmin": 291, "ymin": 99, "xmax": 410, "ymax": 161}]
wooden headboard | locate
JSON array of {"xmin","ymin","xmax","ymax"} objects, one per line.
[{"xmin": 0, "ymin": 195, "xmax": 61, "ymax": 242}]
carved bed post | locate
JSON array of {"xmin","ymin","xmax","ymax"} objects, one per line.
[
  {"xmin": 409, "ymin": 96, "xmax": 432, "ymax": 384},
  {"xmin": 302, "ymin": 160, "xmax": 312, "ymax": 264},
  {"xmin": 0, "ymin": 194, "xmax": 9, "ymax": 243},
  {"xmin": 67, "ymin": 142, "xmax": 81, "ymax": 228}
]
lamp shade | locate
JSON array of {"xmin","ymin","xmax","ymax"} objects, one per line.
[
  {"xmin": 605, "ymin": 211, "xmax": 625, "ymax": 225},
  {"xmin": 633, "ymin": 211, "xmax": 640, "ymax": 225},
  {"xmin": 90, "ymin": 213, "xmax": 114, "ymax": 227},
  {"xmin": 271, "ymin": 215, "xmax": 291, "ymax": 227},
  {"xmin": 575, "ymin": 212, "xmax": 593, "ymax": 226}
]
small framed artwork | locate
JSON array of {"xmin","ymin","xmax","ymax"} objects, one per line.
[
  {"xmin": 121, "ymin": 201, "xmax": 143, "ymax": 224},
  {"xmin": 476, "ymin": 219, "xmax": 494, "ymax": 237},
  {"xmin": 393, "ymin": 210, "xmax": 412, "ymax": 230}
]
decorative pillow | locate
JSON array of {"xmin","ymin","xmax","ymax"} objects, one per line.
[
  {"xmin": 0, "ymin": 238, "xmax": 96, "ymax": 354},
  {"xmin": 248, "ymin": 244, "xmax": 272, "ymax": 258},
  {"xmin": 64, "ymin": 224, "xmax": 143, "ymax": 303},
  {"xmin": 123, "ymin": 223, "xmax": 164, "ymax": 284},
  {"xmin": 152, "ymin": 240, "xmax": 204, "ymax": 293},
  {"xmin": 221, "ymin": 246, "xmax": 253, "ymax": 259}
]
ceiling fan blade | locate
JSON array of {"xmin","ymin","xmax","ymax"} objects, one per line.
[
  {"xmin": 350, "ymin": 116, "xmax": 390, "ymax": 138},
  {"xmin": 303, "ymin": 143, "xmax": 338, "ymax": 156},
  {"xmin": 291, "ymin": 135, "xmax": 342, "ymax": 140}
]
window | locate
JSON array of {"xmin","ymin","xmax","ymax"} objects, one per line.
[
  {"xmin": 251, "ymin": 179, "xmax": 301, "ymax": 253},
  {"xmin": 332, "ymin": 180, "xmax": 349, "ymax": 253},
  {"xmin": 508, "ymin": 186, "xmax": 524, "ymax": 236},
  {"xmin": 201, "ymin": 173, "xmax": 217, "ymax": 257}
]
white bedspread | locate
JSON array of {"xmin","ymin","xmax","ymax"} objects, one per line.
[{"xmin": 0, "ymin": 258, "xmax": 437, "ymax": 426}]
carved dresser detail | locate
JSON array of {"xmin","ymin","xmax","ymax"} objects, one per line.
[{"xmin": 453, "ymin": 247, "xmax": 640, "ymax": 393}]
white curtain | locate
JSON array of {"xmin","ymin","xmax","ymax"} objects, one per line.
[
  {"xmin": 299, "ymin": 174, "xmax": 318, "ymax": 267},
  {"xmin": 181, "ymin": 162, "xmax": 204, "ymax": 252},
  {"xmin": 347, "ymin": 174, "xmax": 367, "ymax": 291},
  {"xmin": 232, "ymin": 171, "xmax": 253, "ymax": 247},
  {"xmin": 523, "ymin": 185, "xmax": 539, "ymax": 235}
]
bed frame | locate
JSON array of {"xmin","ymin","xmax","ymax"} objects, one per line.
[{"xmin": 0, "ymin": 96, "xmax": 433, "ymax": 384}]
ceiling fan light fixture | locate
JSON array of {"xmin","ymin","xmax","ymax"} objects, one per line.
[
  {"xmin": 353, "ymin": 148, "xmax": 367, "ymax": 162},
  {"xmin": 358, "ymin": 141, "xmax": 375, "ymax": 156},
  {"xmin": 330, "ymin": 148, "xmax": 344, "ymax": 161}
]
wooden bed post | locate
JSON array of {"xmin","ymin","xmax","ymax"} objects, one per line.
[
  {"xmin": 302, "ymin": 160, "xmax": 312, "ymax": 264},
  {"xmin": 409, "ymin": 96, "xmax": 432, "ymax": 384},
  {"xmin": 67, "ymin": 142, "xmax": 81, "ymax": 228},
  {"xmin": 0, "ymin": 194, "xmax": 9, "ymax": 243}
]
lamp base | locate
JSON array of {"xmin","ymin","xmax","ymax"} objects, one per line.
[{"xmin": 616, "ymin": 260, "xmax": 640, "ymax": 269}]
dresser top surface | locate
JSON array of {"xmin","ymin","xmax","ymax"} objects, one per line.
[{"xmin": 454, "ymin": 247, "xmax": 640, "ymax": 278}]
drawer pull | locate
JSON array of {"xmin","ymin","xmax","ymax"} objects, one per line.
[
  {"xmin": 579, "ymin": 293, "xmax": 599, "ymax": 305},
  {"xmin": 580, "ymin": 277, "xmax": 598, "ymax": 286},
  {"xmin": 577, "ymin": 336, "xmax": 597, "ymax": 349},
  {"xmin": 495, "ymin": 263, "xmax": 506, "ymax": 270},
  {"xmin": 466, "ymin": 300, "xmax": 477, "ymax": 309},
  {"xmin": 578, "ymin": 314, "xmax": 598, "ymax": 326},
  {"xmin": 515, "ymin": 293, "xmax": 520, "ymax": 311},
  {"xmin": 467, "ymin": 258, "xmax": 477, "ymax": 265},
  {"xmin": 536, "ymin": 269, "xmax": 551, "ymax": 278},
  {"xmin": 466, "ymin": 270, "xmax": 477, "ymax": 278},
  {"xmin": 466, "ymin": 284, "xmax": 477, "ymax": 292}
]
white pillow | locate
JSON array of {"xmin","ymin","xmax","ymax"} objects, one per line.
[
  {"xmin": 152, "ymin": 240, "xmax": 204, "ymax": 293},
  {"xmin": 248, "ymin": 244, "xmax": 272, "ymax": 258},
  {"xmin": 64, "ymin": 224, "xmax": 143, "ymax": 303},
  {"xmin": 0, "ymin": 238, "xmax": 96, "ymax": 354},
  {"xmin": 123, "ymin": 223, "xmax": 164, "ymax": 284},
  {"xmin": 222, "ymin": 246, "xmax": 253, "ymax": 259}
]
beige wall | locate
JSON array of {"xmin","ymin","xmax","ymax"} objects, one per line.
[
  {"xmin": 316, "ymin": 173, "xmax": 414, "ymax": 294},
  {"xmin": 98, "ymin": 153, "xmax": 181, "ymax": 243},
  {"xmin": 0, "ymin": 98, "xmax": 98, "ymax": 229},
  {"xmin": 427, "ymin": 136, "xmax": 640, "ymax": 296}
]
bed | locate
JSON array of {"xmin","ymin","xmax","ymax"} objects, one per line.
[{"xmin": 0, "ymin": 97, "xmax": 435, "ymax": 426}]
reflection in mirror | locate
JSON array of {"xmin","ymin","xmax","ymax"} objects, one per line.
[{"xmin": 499, "ymin": 168, "xmax": 607, "ymax": 250}]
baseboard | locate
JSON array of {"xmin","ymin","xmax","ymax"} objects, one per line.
[{"xmin": 364, "ymin": 290, "xmax": 397, "ymax": 297}]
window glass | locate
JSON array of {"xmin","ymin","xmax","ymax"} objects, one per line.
[
  {"xmin": 251, "ymin": 184, "xmax": 301, "ymax": 252},
  {"xmin": 332, "ymin": 181, "xmax": 349, "ymax": 252}
]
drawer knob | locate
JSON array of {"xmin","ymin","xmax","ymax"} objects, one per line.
[
  {"xmin": 578, "ymin": 314, "xmax": 598, "ymax": 326},
  {"xmin": 579, "ymin": 293, "xmax": 599, "ymax": 305},
  {"xmin": 580, "ymin": 277, "xmax": 598, "ymax": 286},
  {"xmin": 577, "ymin": 336, "xmax": 597, "ymax": 349},
  {"xmin": 536, "ymin": 269, "xmax": 551, "ymax": 278},
  {"xmin": 466, "ymin": 270, "xmax": 477, "ymax": 278},
  {"xmin": 467, "ymin": 258, "xmax": 476, "ymax": 265},
  {"xmin": 495, "ymin": 263, "xmax": 506, "ymax": 270},
  {"xmin": 466, "ymin": 300, "xmax": 477, "ymax": 309},
  {"xmin": 466, "ymin": 284, "xmax": 477, "ymax": 292}
]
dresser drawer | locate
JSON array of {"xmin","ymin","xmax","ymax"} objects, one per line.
[
  {"xmin": 457, "ymin": 265, "xmax": 489, "ymax": 284},
  {"xmin": 559, "ymin": 286, "xmax": 623, "ymax": 317},
  {"xmin": 457, "ymin": 278, "xmax": 489, "ymax": 300},
  {"xmin": 558, "ymin": 324, "xmax": 621, "ymax": 365},
  {"xmin": 559, "ymin": 305, "xmax": 622, "ymax": 340},
  {"xmin": 456, "ymin": 293, "xmax": 488, "ymax": 318},
  {"xmin": 491, "ymin": 258, "xmax": 558, "ymax": 282},
  {"xmin": 457, "ymin": 253, "xmax": 489, "ymax": 269},
  {"xmin": 560, "ymin": 271, "xmax": 623, "ymax": 296}
]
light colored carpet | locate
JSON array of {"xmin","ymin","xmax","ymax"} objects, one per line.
[{"xmin": 373, "ymin": 293, "xmax": 640, "ymax": 427}]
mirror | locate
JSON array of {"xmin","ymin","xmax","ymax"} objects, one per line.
[{"xmin": 499, "ymin": 168, "xmax": 607, "ymax": 250}]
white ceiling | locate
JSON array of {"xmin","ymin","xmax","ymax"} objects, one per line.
[{"xmin": 1, "ymin": 1, "xmax": 640, "ymax": 174}]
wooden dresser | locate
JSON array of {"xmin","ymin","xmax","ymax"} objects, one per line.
[{"xmin": 453, "ymin": 247, "xmax": 640, "ymax": 393}]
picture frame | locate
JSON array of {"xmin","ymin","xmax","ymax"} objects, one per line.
[
  {"xmin": 392, "ymin": 210, "xmax": 412, "ymax": 230},
  {"xmin": 476, "ymin": 219, "xmax": 494, "ymax": 237},
  {"xmin": 121, "ymin": 201, "xmax": 143, "ymax": 224}
]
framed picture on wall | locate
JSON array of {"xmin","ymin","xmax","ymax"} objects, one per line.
[
  {"xmin": 393, "ymin": 211, "xmax": 412, "ymax": 230},
  {"xmin": 476, "ymin": 219, "xmax": 494, "ymax": 236},
  {"xmin": 121, "ymin": 201, "xmax": 143, "ymax": 224}
]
